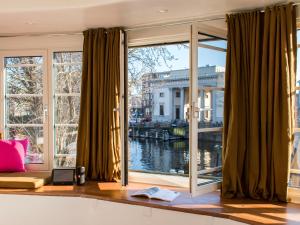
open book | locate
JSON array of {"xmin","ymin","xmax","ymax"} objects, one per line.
[{"xmin": 131, "ymin": 187, "xmax": 180, "ymax": 202}]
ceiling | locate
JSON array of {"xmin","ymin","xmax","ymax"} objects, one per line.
[{"xmin": 0, "ymin": 0, "xmax": 295, "ymax": 35}]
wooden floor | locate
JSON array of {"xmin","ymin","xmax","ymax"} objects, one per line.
[{"xmin": 0, "ymin": 182, "xmax": 299, "ymax": 225}]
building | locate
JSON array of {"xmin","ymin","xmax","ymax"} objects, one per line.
[{"xmin": 141, "ymin": 65, "xmax": 225, "ymax": 124}]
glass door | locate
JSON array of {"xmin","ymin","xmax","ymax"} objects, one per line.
[
  {"xmin": 189, "ymin": 24, "xmax": 226, "ymax": 195},
  {"xmin": 0, "ymin": 51, "xmax": 49, "ymax": 170},
  {"xmin": 126, "ymin": 41, "xmax": 190, "ymax": 187}
]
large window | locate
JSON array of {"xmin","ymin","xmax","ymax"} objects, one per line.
[
  {"xmin": 0, "ymin": 50, "xmax": 82, "ymax": 170},
  {"xmin": 128, "ymin": 43, "xmax": 190, "ymax": 177},
  {"xmin": 128, "ymin": 39, "xmax": 226, "ymax": 185},
  {"xmin": 53, "ymin": 52, "xmax": 82, "ymax": 168}
]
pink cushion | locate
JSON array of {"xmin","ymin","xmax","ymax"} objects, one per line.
[{"xmin": 0, "ymin": 139, "xmax": 29, "ymax": 172}]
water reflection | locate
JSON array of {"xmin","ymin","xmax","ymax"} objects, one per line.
[{"xmin": 129, "ymin": 138, "xmax": 222, "ymax": 175}]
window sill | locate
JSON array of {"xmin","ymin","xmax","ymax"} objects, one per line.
[{"xmin": 0, "ymin": 181, "xmax": 299, "ymax": 225}]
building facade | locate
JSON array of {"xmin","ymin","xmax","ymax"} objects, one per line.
[{"xmin": 141, "ymin": 65, "xmax": 225, "ymax": 124}]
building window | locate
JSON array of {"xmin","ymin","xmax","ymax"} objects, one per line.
[
  {"xmin": 53, "ymin": 52, "xmax": 82, "ymax": 168},
  {"xmin": 159, "ymin": 104, "xmax": 164, "ymax": 116},
  {"xmin": 175, "ymin": 106, "xmax": 180, "ymax": 120},
  {"xmin": 176, "ymin": 91, "xmax": 180, "ymax": 98},
  {"xmin": 159, "ymin": 92, "xmax": 164, "ymax": 97}
]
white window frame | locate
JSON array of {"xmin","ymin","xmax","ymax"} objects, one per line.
[
  {"xmin": 50, "ymin": 49, "xmax": 83, "ymax": 168},
  {"xmin": 190, "ymin": 23, "xmax": 227, "ymax": 196},
  {"xmin": 0, "ymin": 34, "xmax": 83, "ymax": 171},
  {"xmin": 126, "ymin": 23, "xmax": 227, "ymax": 191},
  {"xmin": 0, "ymin": 50, "xmax": 50, "ymax": 171}
]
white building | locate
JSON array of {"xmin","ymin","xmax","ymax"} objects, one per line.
[{"xmin": 142, "ymin": 65, "xmax": 225, "ymax": 124}]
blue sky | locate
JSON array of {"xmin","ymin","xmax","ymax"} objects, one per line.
[{"xmin": 155, "ymin": 40, "xmax": 227, "ymax": 72}]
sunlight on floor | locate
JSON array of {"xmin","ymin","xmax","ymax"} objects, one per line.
[{"xmin": 225, "ymin": 204, "xmax": 284, "ymax": 209}]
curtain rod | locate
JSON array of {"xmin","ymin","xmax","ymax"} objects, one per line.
[{"xmin": 0, "ymin": 2, "xmax": 299, "ymax": 38}]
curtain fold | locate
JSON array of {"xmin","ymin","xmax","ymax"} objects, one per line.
[
  {"xmin": 76, "ymin": 28, "xmax": 121, "ymax": 181},
  {"xmin": 222, "ymin": 4, "xmax": 296, "ymax": 201}
]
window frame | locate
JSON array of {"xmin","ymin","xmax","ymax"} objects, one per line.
[
  {"xmin": 126, "ymin": 23, "xmax": 227, "ymax": 191},
  {"xmin": 0, "ymin": 50, "xmax": 50, "ymax": 171},
  {"xmin": 0, "ymin": 34, "xmax": 81, "ymax": 172},
  {"xmin": 52, "ymin": 50, "xmax": 82, "ymax": 168},
  {"xmin": 0, "ymin": 45, "xmax": 83, "ymax": 171},
  {"xmin": 48, "ymin": 47, "xmax": 82, "ymax": 170}
]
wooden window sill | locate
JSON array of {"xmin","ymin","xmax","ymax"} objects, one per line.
[{"xmin": 0, "ymin": 181, "xmax": 299, "ymax": 225}]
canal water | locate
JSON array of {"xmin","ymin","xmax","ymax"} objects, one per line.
[{"xmin": 129, "ymin": 137, "xmax": 222, "ymax": 175}]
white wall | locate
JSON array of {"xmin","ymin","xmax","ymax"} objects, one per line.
[
  {"xmin": 0, "ymin": 194, "xmax": 246, "ymax": 225},
  {"xmin": 0, "ymin": 34, "xmax": 83, "ymax": 50}
]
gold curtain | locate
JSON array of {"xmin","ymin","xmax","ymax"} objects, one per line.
[
  {"xmin": 76, "ymin": 28, "xmax": 121, "ymax": 181},
  {"xmin": 222, "ymin": 4, "xmax": 296, "ymax": 201}
]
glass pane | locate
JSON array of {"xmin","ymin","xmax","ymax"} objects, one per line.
[
  {"xmin": 6, "ymin": 66, "xmax": 43, "ymax": 94},
  {"xmin": 197, "ymin": 131, "xmax": 222, "ymax": 186},
  {"xmin": 4, "ymin": 55, "xmax": 45, "ymax": 166},
  {"xmin": 53, "ymin": 52, "xmax": 72, "ymax": 63},
  {"xmin": 5, "ymin": 56, "xmax": 43, "ymax": 65},
  {"xmin": 54, "ymin": 65, "xmax": 81, "ymax": 93},
  {"xmin": 198, "ymin": 54, "xmax": 226, "ymax": 88},
  {"xmin": 7, "ymin": 126, "xmax": 44, "ymax": 164},
  {"xmin": 196, "ymin": 37, "xmax": 226, "ymax": 187},
  {"xmin": 53, "ymin": 52, "xmax": 82, "ymax": 64},
  {"xmin": 71, "ymin": 52, "xmax": 82, "ymax": 63},
  {"xmin": 198, "ymin": 90, "xmax": 224, "ymax": 129},
  {"xmin": 200, "ymin": 40, "xmax": 227, "ymax": 49},
  {"xmin": 54, "ymin": 155, "xmax": 76, "ymax": 168},
  {"xmin": 53, "ymin": 52, "xmax": 82, "ymax": 168},
  {"xmin": 6, "ymin": 97, "xmax": 43, "ymax": 124},
  {"xmin": 54, "ymin": 126, "xmax": 77, "ymax": 168},
  {"xmin": 290, "ymin": 132, "xmax": 300, "ymax": 187},
  {"xmin": 128, "ymin": 43, "xmax": 190, "ymax": 178},
  {"xmin": 55, "ymin": 96, "xmax": 80, "ymax": 124}
]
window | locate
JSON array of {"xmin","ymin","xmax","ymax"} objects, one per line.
[
  {"xmin": 0, "ymin": 50, "xmax": 82, "ymax": 170},
  {"xmin": 176, "ymin": 91, "xmax": 180, "ymax": 98},
  {"xmin": 159, "ymin": 104, "xmax": 164, "ymax": 116},
  {"xmin": 53, "ymin": 52, "xmax": 82, "ymax": 168},
  {"xmin": 128, "ymin": 42, "xmax": 189, "ymax": 180},
  {"xmin": 4, "ymin": 55, "xmax": 46, "ymax": 166},
  {"xmin": 195, "ymin": 37, "xmax": 226, "ymax": 187},
  {"xmin": 175, "ymin": 106, "xmax": 180, "ymax": 120},
  {"xmin": 159, "ymin": 92, "xmax": 164, "ymax": 97}
]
